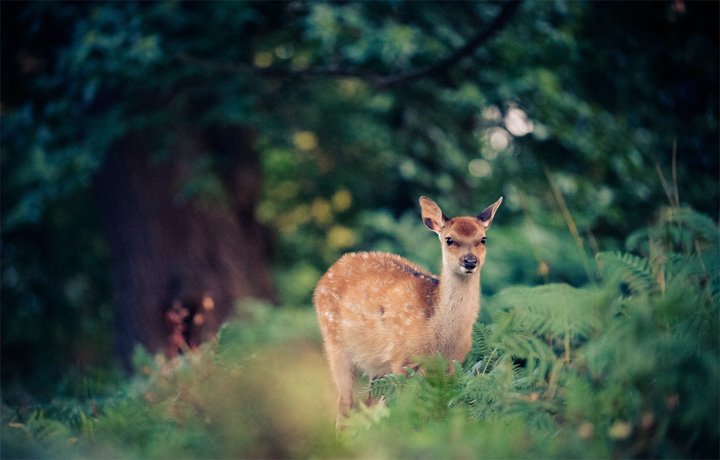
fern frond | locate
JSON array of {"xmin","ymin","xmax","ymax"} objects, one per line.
[
  {"xmin": 627, "ymin": 207, "xmax": 719, "ymax": 256},
  {"xmin": 465, "ymin": 322, "xmax": 494, "ymax": 370},
  {"xmin": 658, "ymin": 207, "xmax": 718, "ymax": 243},
  {"xmin": 502, "ymin": 335, "xmax": 558, "ymax": 386},
  {"xmin": 461, "ymin": 358, "xmax": 517, "ymax": 420},
  {"xmin": 488, "ymin": 284, "xmax": 604, "ymax": 358},
  {"xmin": 596, "ymin": 251, "xmax": 654, "ymax": 296},
  {"xmin": 367, "ymin": 372, "xmax": 408, "ymax": 401}
]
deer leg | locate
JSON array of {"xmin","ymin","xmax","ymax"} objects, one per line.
[{"xmin": 325, "ymin": 343, "xmax": 355, "ymax": 428}]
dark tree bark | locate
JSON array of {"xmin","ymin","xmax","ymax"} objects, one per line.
[{"xmin": 95, "ymin": 125, "xmax": 277, "ymax": 369}]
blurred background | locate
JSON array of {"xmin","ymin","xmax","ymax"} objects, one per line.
[{"xmin": 1, "ymin": 0, "xmax": 717, "ymax": 404}]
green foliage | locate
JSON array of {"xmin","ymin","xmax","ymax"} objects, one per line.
[
  {"xmin": 359, "ymin": 206, "xmax": 718, "ymax": 458},
  {"xmin": 3, "ymin": 209, "xmax": 716, "ymax": 458},
  {"xmin": 2, "ymin": 1, "xmax": 718, "ymax": 453},
  {"xmin": 0, "ymin": 1, "xmax": 718, "ymax": 392}
]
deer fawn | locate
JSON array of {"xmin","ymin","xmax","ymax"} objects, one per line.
[{"xmin": 314, "ymin": 196, "xmax": 502, "ymax": 423}]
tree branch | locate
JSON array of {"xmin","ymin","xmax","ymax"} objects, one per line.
[
  {"xmin": 375, "ymin": 0, "xmax": 522, "ymax": 87},
  {"xmin": 176, "ymin": 1, "xmax": 522, "ymax": 88}
]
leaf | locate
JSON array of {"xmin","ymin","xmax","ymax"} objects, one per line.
[
  {"xmin": 596, "ymin": 251, "xmax": 653, "ymax": 296},
  {"xmin": 489, "ymin": 283, "xmax": 604, "ymax": 338}
]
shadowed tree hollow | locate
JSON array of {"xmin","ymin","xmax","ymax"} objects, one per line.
[{"xmin": 96, "ymin": 126, "xmax": 277, "ymax": 367}]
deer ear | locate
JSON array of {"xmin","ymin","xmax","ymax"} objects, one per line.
[
  {"xmin": 477, "ymin": 197, "xmax": 503, "ymax": 229},
  {"xmin": 419, "ymin": 196, "xmax": 446, "ymax": 234}
]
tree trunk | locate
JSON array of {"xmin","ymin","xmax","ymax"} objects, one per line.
[{"xmin": 95, "ymin": 125, "xmax": 277, "ymax": 369}]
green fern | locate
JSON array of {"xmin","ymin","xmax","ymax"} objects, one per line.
[
  {"xmin": 367, "ymin": 372, "xmax": 409, "ymax": 402},
  {"xmin": 596, "ymin": 251, "xmax": 654, "ymax": 296},
  {"xmin": 465, "ymin": 322, "xmax": 498, "ymax": 374},
  {"xmin": 626, "ymin": 206, "xmax": 719, "ymax": 255},
  {"xmin": 460, "ymin": 358, "xmax": 518, "ymax": 420},
  {"xmin": 3, "ymin": 208, "xmax": 718, "ymax": 459},
  {"xmin": 485, "ymin": 284, "xmax": 605, "ymax": 371}
]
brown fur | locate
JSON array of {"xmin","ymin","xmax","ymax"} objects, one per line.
[
  {"xmin": 314, "ymin": 196, "xmax": 502, "ymax": 425},
  {"xmin": 448, "ymin": 218, "xmax": 479, "ymax": 237}
]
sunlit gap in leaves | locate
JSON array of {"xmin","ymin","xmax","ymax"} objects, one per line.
[{"xmin": 469, "ymin": 105, "xmax": 535, "ymax": 178}]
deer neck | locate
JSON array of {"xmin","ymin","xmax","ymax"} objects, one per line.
[{"xmin": 431, "ymin": 270, "xmax": 481, "ymax": 357}]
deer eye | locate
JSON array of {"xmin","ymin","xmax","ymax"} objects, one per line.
[
  {"xmin": 480, "ymin": 237, "xmax": 487, "ymax": 245},
  {"xmin": 445, "ymin": 237, "xmax": 455, "ymax": 246}
]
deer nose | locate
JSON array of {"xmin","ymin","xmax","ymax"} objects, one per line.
[{"xmin": 463, "ymin": 254, "xmax": 478, "ymax": 270}]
